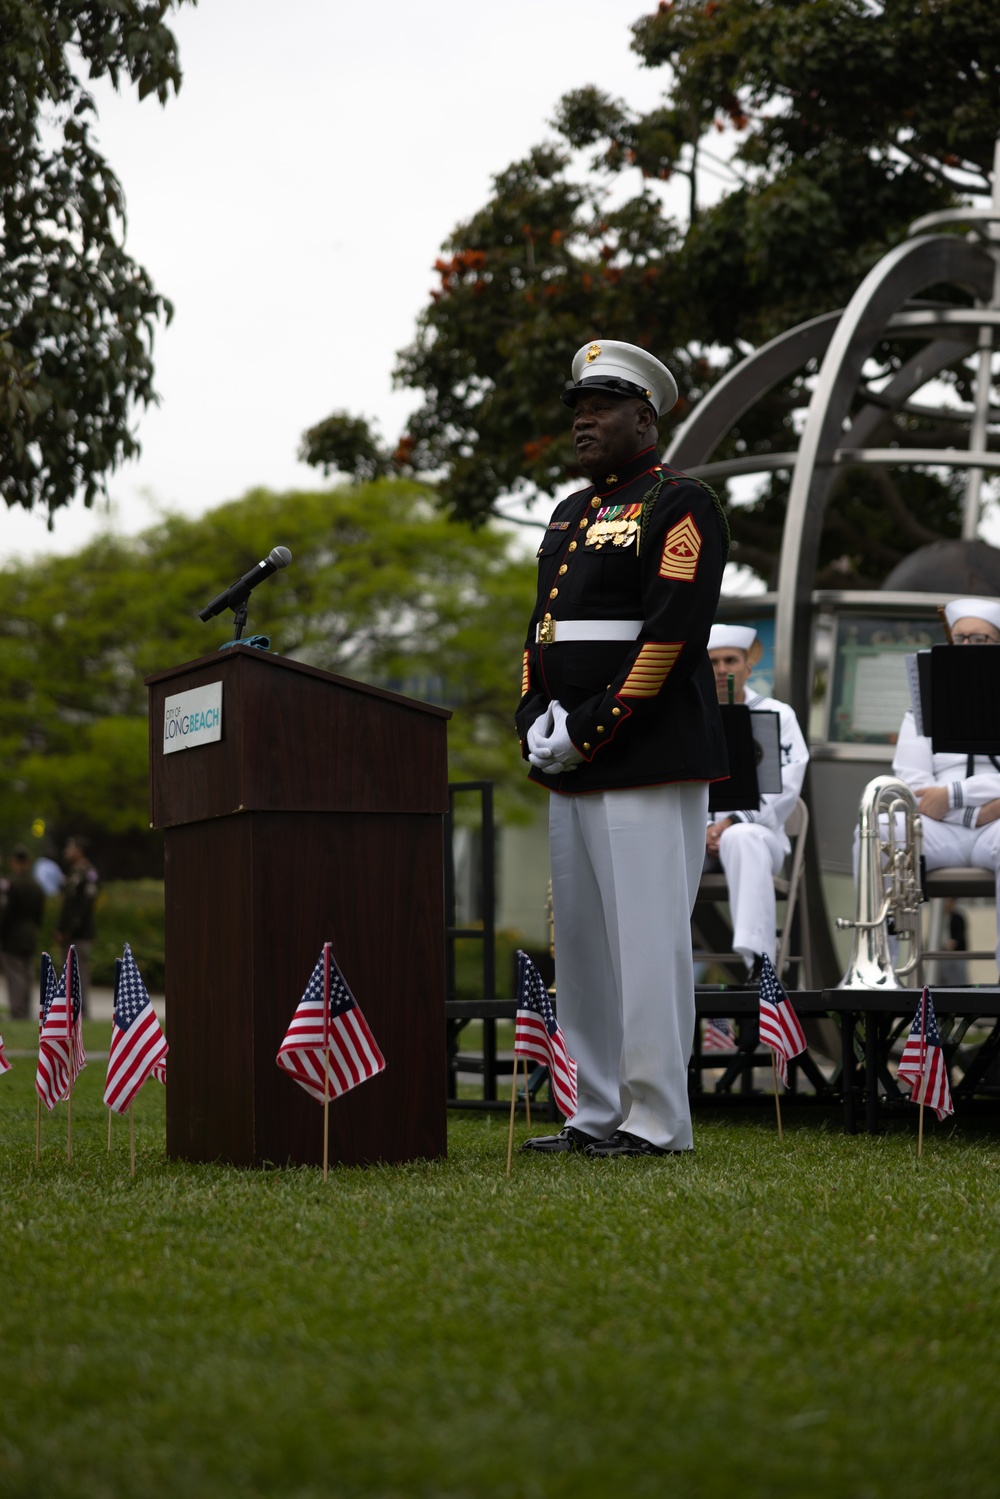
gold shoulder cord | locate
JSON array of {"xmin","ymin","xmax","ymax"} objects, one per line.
[{"xmin": 637, "ymin": 473, "xmax": 730, "ymax": 560}]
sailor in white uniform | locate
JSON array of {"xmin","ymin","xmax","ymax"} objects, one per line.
[
  {"xmin": 705, "ymin": 624, "xmax": 810, "ymax": 974},
  {"xmin": 886, "ymin": 596, "xmax": 1000, "ymax": 966}
]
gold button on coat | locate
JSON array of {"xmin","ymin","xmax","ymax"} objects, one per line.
[{"xmin": 549, "ymin": 587, "xmax": 558, "ymax": 599}]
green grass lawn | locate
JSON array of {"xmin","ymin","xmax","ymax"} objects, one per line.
[{"xmin": 2, "ymin": 1017, "xmax": 999, "ymax": 1499}]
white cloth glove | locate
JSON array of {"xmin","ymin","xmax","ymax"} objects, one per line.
[
  {"xmin": 529, "ymin": 700, "xmax": 583, "ymax": 775},
  {"xmin": 526, "ymin": 705, "xmax": 555, "ymax": 763}
]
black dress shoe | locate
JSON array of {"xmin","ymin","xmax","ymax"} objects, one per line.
[
  {"xmin": 584, "ymin": 1129, "xmax": 686, "ymax": 1158},
  {"xmin": 745, "ymin": 953, "xmax": 763, "ymax": 989},
  {"xmin": 520, "ymin": 1126, "xmax": 600, "ymax": 1154}
]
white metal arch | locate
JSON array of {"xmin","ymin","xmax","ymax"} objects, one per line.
[{"xmin": 774, "ymin": 234, "xmax": 994, "ymax": 712}]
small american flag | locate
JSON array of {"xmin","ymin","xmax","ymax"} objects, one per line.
[
  {"xmin": 0, "ymin": 1034, "xmax": 10, "ymax": 1075},
  {"xmin": 758, "ymin": 953, "xmax": 806, "ymax": 1087},
  {"xmin": 104, "ymin": 944, "xmax": 169, "ymax": 1114},
  {"xmin": 35, "ymin": 950, "xmax": 87, "ymax": 1111},
  {"xmin": 514, "ymin": 950, "xmax": 577, "ymax": 1118},
  {"xmin": 702, "ymin": 1017, "xmax": 736, "ymax": 1053},
  {"xmin": 897, "ymin": 988, "xmax": 954, "ymax": 1121},
  {"xmin": 276, "ymin": 944, "xmax": 385, "ymax": 1103}
]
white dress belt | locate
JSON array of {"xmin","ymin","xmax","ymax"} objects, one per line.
[{"xmin": 535, "ymin": 619, "xmax": 643, "ymax": 644}]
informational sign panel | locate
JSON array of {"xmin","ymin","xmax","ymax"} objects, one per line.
[
  {"xmin": 162, "ymin": 681, "xmax": 223, "ymax": 755},
  {"xmin": 828, "ymin": 614, "xmax": 942, "ymax": 744}
]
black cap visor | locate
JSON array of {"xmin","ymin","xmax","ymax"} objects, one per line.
[{"xmin": 561, "ymin": 374, "xmax": 655, "ymax": 412}]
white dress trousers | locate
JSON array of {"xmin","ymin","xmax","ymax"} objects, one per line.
[
  {"xmin": 715, "ymin": 821, "xmax": 787, "ymax": 965},
  {"xmin": 549, "ymin": 781, "xmax": 708, "ymax": 1151}
]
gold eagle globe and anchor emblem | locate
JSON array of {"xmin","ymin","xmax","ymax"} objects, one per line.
[{"xmin": 585, "ymin": 342, "xmax": 601, "ymax": 363}]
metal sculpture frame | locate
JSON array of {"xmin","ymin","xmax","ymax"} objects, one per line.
[{"xmin": 665, "ymin": 153, "xmax": 1000, "ymax": 983}]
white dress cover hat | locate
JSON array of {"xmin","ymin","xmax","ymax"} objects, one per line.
[
  {"xmin": 943, "ymin": 597, "xmax": 1000, "ymax": 633},
  {"xmin": 561, "ymin": 339, "xmax": 679, "ymax": 419},
  {"xmin": 708, "ymin": 624, "xmax": 758, "ymax": 652}
]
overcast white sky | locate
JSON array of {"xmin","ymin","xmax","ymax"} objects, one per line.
[{"xmin": 5, "ymin": 0, "xmax": 700, "ymax": 561}]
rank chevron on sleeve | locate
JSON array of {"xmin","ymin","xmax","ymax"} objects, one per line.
[{"xmin": 659, "ymin": 512, "xmax": 702, "ymax": 581}]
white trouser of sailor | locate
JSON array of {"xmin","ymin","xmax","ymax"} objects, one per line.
[{"xmin": 715, "ymin": 821, "xmax": 786, "ymax": 967}]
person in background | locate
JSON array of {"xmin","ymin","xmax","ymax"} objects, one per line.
[
  {"xmin": 33, "ymin": 854, "xmax": 66, "ymax": 899},
  {"xmin": 0, "ymin": 845, "xmax": 45, "ymax": 1020},
  {"xmin": 704, "ymin": 624, "xmax": 810, "ymax": 980},
  {"xmin": 884, "ymin": 596, "xmax": 1000, "ymax": 971},
  {"xmin": 56, "ymin": 835, "xmax": 100, "ymax": 1019}
]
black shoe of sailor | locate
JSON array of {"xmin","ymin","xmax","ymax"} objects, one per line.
[
  {"xmin": 520, "ymin": 1125, "xmax": 601, "ymax": 1154},
  {"xmin": 583, "ymin": 1129, "xmax": 688, "ymax": 1159}
]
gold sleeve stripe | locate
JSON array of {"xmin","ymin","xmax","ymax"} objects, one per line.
[
  {"xmin": 521, "ymin": 650, "xmax": 531, "ymax": 697},
  {"xmin": 659, "ymin": 512, "xmax": 702, "ymax": 581},
  {"xmin": 620, "ymin": 642, "xmax": 682, "ymax": 699}
]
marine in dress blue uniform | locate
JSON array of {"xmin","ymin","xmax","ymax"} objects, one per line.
[{"xmin": 517, "ymin": 340, "xmax": 729, "ymax": 1157}]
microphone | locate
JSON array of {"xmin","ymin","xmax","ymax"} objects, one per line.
[{"xmin": 198, "ymin": 546, "xmax": 292, "ymax": 621}]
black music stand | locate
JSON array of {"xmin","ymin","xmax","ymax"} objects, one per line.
[
  {"xmin": 709, "ymin": 704, "xmax": 760, "ymax": 813},
  {"xmin": 924, "ymin": 646, "xmax": 1000, "ymax": 755}
]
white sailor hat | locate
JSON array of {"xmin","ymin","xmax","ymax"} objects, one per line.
[
  {"xmin": 561, "ymin": 339, "xmax": 678, "ymax": 419},
  {"xmin": 944, "ymin": 597, "xmax": 1000, "ymax": 633},
  {"xmin": 708, "ymin": 624, "xmax": 757, "ymax": 652}
]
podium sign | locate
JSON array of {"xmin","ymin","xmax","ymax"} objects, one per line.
[{"xmin": 147, "ymin": 646, "xmax": 451, "ymax": 1169}]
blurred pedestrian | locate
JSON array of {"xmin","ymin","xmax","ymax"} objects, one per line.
[
  {"xmin": 33, "ymin": 855, "xmax": 65, "ymax": 899},
  {"xmin": 0, "ymin": 845, "xmax": 45, "ymax": 1020},
  {"xmin": 56, "ymin": 836, "xmax": 100, "ymax": 1019}
]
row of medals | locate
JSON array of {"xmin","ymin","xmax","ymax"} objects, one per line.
[{"xmin": 586, "ymin": 510, "xmax": 639, "ymax": 551}]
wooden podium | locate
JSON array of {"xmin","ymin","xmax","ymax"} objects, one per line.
[{"xmin": 145, "ymin": 645, "xmax": 450, "ymax": 1168}]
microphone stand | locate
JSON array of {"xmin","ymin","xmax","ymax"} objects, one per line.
[
  {"xmin": 220, "ymin": 599, "xmax": 271, "ymax": 653},
  {"xmin": 231, "ymin": 600, "xmax": 249, "ymax": 642}
]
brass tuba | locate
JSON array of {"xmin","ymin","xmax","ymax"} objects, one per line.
[{"xmin": 837, "ymin": 775, "xmax": 924, "ymax": 990}]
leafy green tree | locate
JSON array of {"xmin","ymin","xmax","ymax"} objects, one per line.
[
  {"xmin": 0, "ymin": 0, "xmax": 194, "ymax": 521},
  {"xmin": 386, "ymin": 0, "xmax": 998, "ymax": 583},
  {"xmin": 298, "ymin": 412, "xmax": 396, "ymax": 484},
  {"xmin": 0, "ymin": 480, "xmax": 536, "ymax": 870}
]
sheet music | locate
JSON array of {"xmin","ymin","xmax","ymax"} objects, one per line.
[
  {"xmin": 851, "ymin": 652, "xmax": 913, "ymax": 736},
  {"xmin": 904, "ymin": 653, "xmax": 924, "ymax": 736},
  {"xmin": 749, "ymin": 710, "xmax": 782, "ymax": 794}
]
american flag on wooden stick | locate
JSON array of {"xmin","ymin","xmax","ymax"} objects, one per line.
[
  {"xmin": 757, "ymin": 953, "xmax": 806, "ymax": 1087},
  {"xmin": 514, "ymin": 950, "xmax": 577, "ymax": 1118},
  {"xmin": 276, "ymin": 946, "xmax": 385, "ymax": 1103},
  {"xmin": 897, "ymin": 988, "xmax": 954, "ymax": 1122},
  {"xmin": 104, "ymin": 944, "xmax": 169, "ymax": 1114},
  {"xmin": 35, "ymin": 949, "xmax": 86, "ymax": 1111}
]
